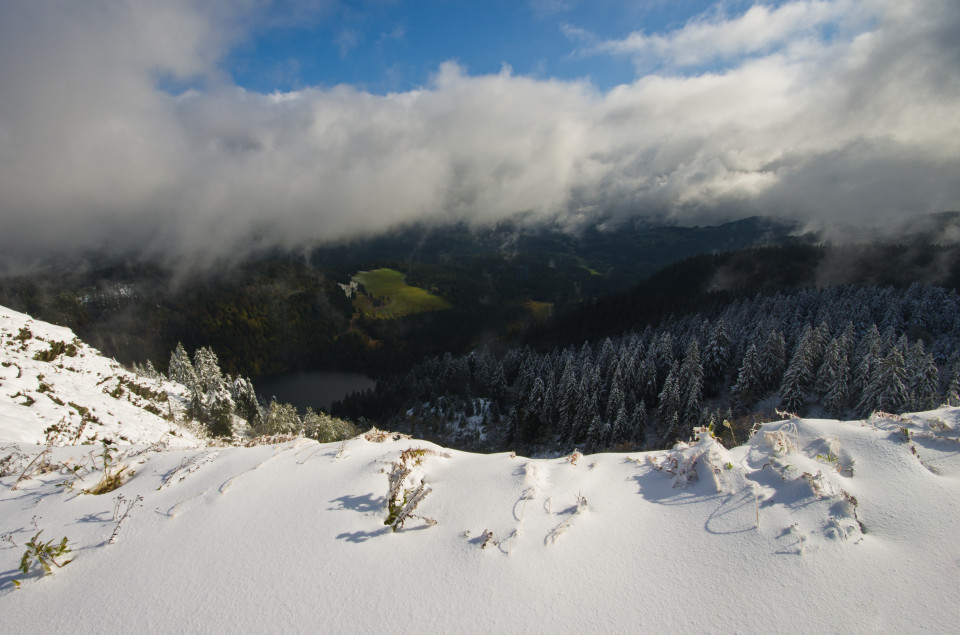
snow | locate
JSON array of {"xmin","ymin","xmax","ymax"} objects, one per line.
[
  {"xmin": 2, "ymin": 306, "xmax": 959, "ymax": 632},
  {"xmin": 0, "ymin": 305, "xmax": 202, "ymax": 447}
]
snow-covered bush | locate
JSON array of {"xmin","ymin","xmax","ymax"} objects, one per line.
[{"xmin": 303, "ymin": 407, "xmax": 358, "ymax": 443}]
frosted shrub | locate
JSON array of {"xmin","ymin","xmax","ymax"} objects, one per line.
[
  {"xmin": 383, "ymin": 447, "xmax": 441, "ymax": 531},
  {"xmin": 259, "ymin": 399, "xmax": 302, "ymax": 436},
  {"xmin": 303, "ymin": 408, "xmax": 358, "ymax": 443}
]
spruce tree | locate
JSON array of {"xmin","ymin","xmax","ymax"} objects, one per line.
[
  {"xmin": 605, "ymin": 371, "xmax": 626, "ymax": 426},
  {"xmin": 192, "ymin": 347, "xmax": 223, "ymax": 393},
  {"xmin": 631, "ymin": 400, "xmax": 648, "ymax": 446},
  {"xmin": 852, "ymin": 324, "xmax": 882, "ymax": 403},
  {"xmin": 612, "ymin": 405, "xmax": 631, "ymax": 446},
  {"xmin": 657, "ymin": 362, "xmax": 681, "ymax": 441},
  {"xmin": 779, "ymin": 347, "xmax": 810, "ymax": 415},
  {"xmin": 168, "ymin": 342, "xmax": 196, "ymax": 388},
  {"xmin": 703, "ymin": 319, "xmax": 731, "ymax": 386},
  {"xmin": 732, "ymin": 343, "xmax": 762, "ymax": 414},
  {"xmin": 759, "ymin": 330, "xmax": 787, "ymax": 392},
  {"xmin": 944, "ymin": 362, "xmax": 960, "ymax": 407},
  {"xmin": 818, "ymin": 340, "xmax": 849, "ymax": 418},
  {"xmin": 858, "ymin": 345, "xmax": 909, "ymax": 415},
  {"xmin": 907, "ymin": 341, "xmax": 939, "ymax": 411},
  {"xmin": 679, "ymin": 340, "xmax": 703, "ymax": 427}
]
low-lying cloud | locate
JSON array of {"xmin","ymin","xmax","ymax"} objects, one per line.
[{"xmin": 1, "ymin": 0, "xmax": 958, "ymax": 269}]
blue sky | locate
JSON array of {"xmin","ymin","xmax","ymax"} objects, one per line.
[
  {"xmin": 1, "ymin": 0, "xmax": 958, "ymax": 266},
  {"xmin": 227, "ymin": 1, "xmax": 767, "ymax": 93}
]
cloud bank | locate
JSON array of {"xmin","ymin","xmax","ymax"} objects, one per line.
[{"xmin": 1, "ymin": 0, "xmax": 958, "ymax": 268}]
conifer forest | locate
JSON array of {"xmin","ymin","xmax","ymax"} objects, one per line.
[{"xmin": 333, "ymin": 283, "xmax": 960, "ymax": 453}]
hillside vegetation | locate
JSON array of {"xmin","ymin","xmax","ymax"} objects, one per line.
[{"xmin": 352, "ymin": 268, "xmax": 452, "ymax": 319}]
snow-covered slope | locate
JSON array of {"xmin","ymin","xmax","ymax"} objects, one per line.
[
  {"xmin": 1, "ymin": 307, "xmax": 959, "ymax": 632},
  {"xmin": 0, "ymin": 305, "xmax": 202, "ymax": 446}
]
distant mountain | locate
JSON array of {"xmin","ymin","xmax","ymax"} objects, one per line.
[
  {"xmin": 0, "ymin": 216, "xmax": 811, "ymax": 377},
  {"xmin": 311, "ymin": 215, "xmax": 813, "ymax": 295},
  {"xmin": 531, "ymin": 241, "xmax": 960, "ymax": 348}
]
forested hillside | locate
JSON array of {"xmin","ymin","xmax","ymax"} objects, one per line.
[
  {"xmin": 334, "ymin": 283, "xmax": 960, "ymax": 454},
  {"xmin": 0, "ymin": 217, "xmax": 807, "ymax": 378}
]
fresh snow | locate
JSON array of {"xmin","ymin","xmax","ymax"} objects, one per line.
[
  {"xmin": 0, "ymin": 305, "xmax": 202, "ymax": 447},
  {"xmin": 2, "ymin": 306, "xmax": 959, "ymax": 633}
]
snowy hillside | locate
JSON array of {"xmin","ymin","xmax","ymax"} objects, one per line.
[
  {"xmin": 0, "ymin": 305, "xmax": 202, "ymax": 446},
  {"xmin": 2, "ymin": 307, "xmax": 959, "ymax": 632}
]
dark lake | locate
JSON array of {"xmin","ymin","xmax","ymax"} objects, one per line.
[{"xmin": 254, "ymin": 370, "xmax": 376, "ymax": 413}]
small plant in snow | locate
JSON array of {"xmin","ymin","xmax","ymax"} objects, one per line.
[
  {"xmin": 546, "ymin": 493, "xmax": 588, "ymax": 545},
  {"xmin": 159, "ymin": 450, "xmax": 220, "ymax": 489},
  {"xmin": 801, "ymin": 471, "xmax": 832, "ymax": 498},
  {"xmin": 478, "ymin": 529, "xmax": 499, "ymax": 549},
  {"xmin": 243, "ymin": 434, "xmax": 298, "ymax": 447},
  {"xmin": 10, "ymin": 446, "xmax": 53, "ymax": 491},
  {"xmin": 383, "ymin": 447, "xmax": 440, "ymax": 531},
  {"xmin": 648, "ymin": 434, "xmax": 713, "ymax": 489},
  {"xmin": 55, "ymin": 457, "xmax": 90, "ymax": 493},
  {"xmin": 565, "ymin": 449, "xmax": 582, "ymax": 466},
  {"xmin": 925, "ymin": 418, "xmax": 953, "ymax": 433},
  {"xmin": 18, "ymin": 531, "xmax": 72, "ymax": 577},
  {"xmin": 2, "ymin": 531, "xmax": 18, "ymax": 548},
  {"xmin": 763, "ymin": 422, "xmax": 799, "ymax": 454},
  {"xmin": 788, "ymin": 523, "xmax": 806, "ymax": 556},
  {"xmin": 840, "ymin": 491, "xmax": 865, "ymax": 534},
  {"xmin": 0, "ymin": 444, "xmax": 28, "ymax": 477},
  {"xmin": 84, "ymin": 440, "xmax": 130, "ymax": 495},
  {"xmin": 109, "ymin": 494, "xmax": 144, "ymax": 544},
  {"xmin": 364, "ymin": 427, "xmax": 412, "ymax": 443}
]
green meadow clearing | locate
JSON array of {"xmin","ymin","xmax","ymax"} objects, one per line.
[{"xmin": 352, "ymin": 268, "xmax": 452, "ymax": 319}]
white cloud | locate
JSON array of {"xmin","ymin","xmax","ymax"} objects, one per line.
[
  {"xmin": 0, "ymin": 0, "xmax": 957, "ymax": 268},
  {"xmin": 584, "ymin": 0, "xmax": 865, "ymax": 69}
]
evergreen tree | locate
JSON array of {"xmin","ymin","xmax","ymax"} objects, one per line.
[
  {"xmin": 192, "ymin": 346, "xmax": 224, "ymax": 394},
  {"xmin": 605, "ymin": 370, "xmax": 626, "ymax": 425},
  {"xmin": 586, "ymin": 409, "xmax": 607, "ymax": 450},
  {"xmin": 557, "ymin": 360, "xmax": 578, "ymax": 443},
  {"xmin": 858, "ymin": 345, "xmax": 909, "ymax": 415},
  {"xmin": 732, "ymin": 343, "xmax": 762, "ymax": 414},
  {"xmin": 571, "ymin": 376, "xmax": 594, "ymax": 444},
  {"xmin": 852, "ymin": 324, "xmax": 882, "ymax": 402},
  {"xmin": 631, "ymin": 400, "xmax": 648, "ymax": 446},
  {"xmin": 818, "ymin": 340, "xmax": 849, "ymax": 418},
  {"xmin": 657, "ymin": 362, "xmax": 681, "ymax": 442},
  {"xmin": 907, "ymin": 340, "xmax": 939, "ymax": 411},
  {"xmin": 231, "ymin": 377, "xmax": 263, "ymax": 429},
  {"xmin": 679, "ymin": 340, "xmax": 703, "ymax": 428},
  {"xmin": 638, "ymin": 353, "xmax": 659, "ymax": 403},
  {"xmin": 759, "ymin": 330, "xmax": 787, "ymax": 392},
  {"xmin": 168, "ymin": 342, "xmax": 196, "ymax": 388},
  {"xmin": 203, "ymin": 384, "xmax": 236, "ymax": 438},
  {"xmin": 143, "ymin": 360, "xmax": 160, "ymax": 380},
  {"xmin": 944, "ymin": 362, "xmax": 960, "ymax": 407},
  {"xmin": 779, "ymin": 346, "xmax": 810, "ymax": 415},
  {"xmin": 703, "ymin": 319, "xmax": 731, "ymax": 386},
  {"xmin": 611, "ymin": 405, "xmax": 631, "ymax": 446},
  {"xmin": 519, "ymin": 377, "xmax": 547, "ymax": 444}
]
